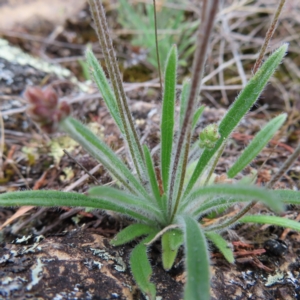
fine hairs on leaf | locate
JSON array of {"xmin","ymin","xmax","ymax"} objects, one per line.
[{"xmin": 2, "ymin": 0, "xmax": 300, "ymax": 299}]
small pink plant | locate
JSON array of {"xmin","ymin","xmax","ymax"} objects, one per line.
[{"xmin": 24, "ymin": 86, "xmax": 71, "ymax": 133}]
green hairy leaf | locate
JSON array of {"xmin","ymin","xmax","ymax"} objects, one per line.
[
  {"xmin": 60, "ymin": 117, "xmax": 148, "ymax": 199},
  {"xmin": 0, "ymin": 190, "xmax": 156, "ymax": 225},
  {"xmin": 111, "ymin": 224, "xmax": 158, "ymax": 246},
  {"xmin": 192, "ymin": 105, "xmax": 205, "ymax": 130},
  {"xmin": 228, "ymin": 113, "xmax": 287, "ymax": 178},
  {"xmin": 180, "ymin": 80, "xmax": 191, "ymax": 130},
  {"xmin": 179, "ymin": 215, "xmax": 210, "ymax": 300},
  {"xmin": 86, "ymin": 49, "xmax": 123, "ymax": 132},
  {"xmin": 130, "ymin": 234, "xmax": 157, "ymax": 300},
  {"xmin": 185, "ymin": 44, "xmax": 288, "ymax": 197},
  {"xmin": 162, "ymin": 228, "xmax": 183, "ymax": 270},
  {"xmin": 191, "ymin": 196, "xmax": 245, "ymax": 218},
  {"xmin": 88, "ymin": 186, "xmax": 164, "ymax": 223},
  {"xmin": 143, "ymin": 145, "xmax": 162, "ymax": 207},
  {"xmin": 161, "ymin": 45, "xmax": 177, "ymax": 192},
  {"xmin": 181, "ymin": 184, "xmax": 284, "ymax": 214},
  {"xmin": 273, "ymin": 189, "xmax": 300, "ymax": 205},
  {"xmin": 240, "ymin": 215, "xmax": 300, "ymax": 232},
  {"xmin": 206, "ymin": 232, "xmax": 234, "ymax": 263}
]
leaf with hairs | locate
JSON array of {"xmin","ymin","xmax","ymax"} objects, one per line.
[
  {"xmin": 181, "ymin": 184, "xmax": 283, "ymax": 214},
  {"xmin": 161, "ymin": 45, "xmax": 177, "ymax": 192},
  {"xmin": 60, "ymin": 117, "xmax": 148, "ymax": 199},
  {"xmin": 143, "ymin": 145, "xmax": 162, "ymax": 207},
  {"xmin": 88, "ymin": 186, "xmax": 164, "ymax": 223},
  {"xmin": 130, "ymin": 234, "xmax": 157, "ymax": 300},
  {"xmin": 184, "ymin": 44, "xmax": 289, "ymax": 197},
  {"xmin": 0, "ymin": 190, "xmax": 155, "ymax": 225},
  {"xmin": 180, "ymin": 80, "xmax": 190, "ymax": 130},
  {"xmin": 273, "ymin": 189, "xmax": 300, "ymax": 205},
  {"xmin": 192, "ymin": 105, "xmax": 205, "ymax": 131},
  {"xmin": 161, "ymin": 228, "xmax": 183, "ymax": 270},
  {"xmin": 195, "ymin": 188, "xmax": 300, "ymax": 221},
  {"xmin": 240, "ymin": 215, "xmax": 300, "ymax": 231},
  {"xmin": 111, "ymin": 224, "xmax": 158, "ymax": 246},
  {"xmin": 86, "ymin": 49, "xmax": 123, "ymax": 132},
  {"xmin": 206, "ymin": 232, "xmax": 234, "ymax": 263},
  {"xmin": 228, "ymin": 114, "xmax": 287, "ymax": 178},
  {"xmin": 179, "ymin": 215, "xmax": 210, "ymax": 300}
]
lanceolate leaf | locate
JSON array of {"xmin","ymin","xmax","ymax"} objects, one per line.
[
  {"xmin": 192, "ymin": 105, "xmax": 205, "ymax": 130},
  {"xmin": 130, "ymin": 234, "xmax": 157, "ymax": 300},
  {"xmin": 240, "ymin": 215, "xmax": 300, "ymax": 232},
  {"xmin": 143, "ymin": 145, "xmax": 162, "ymax": 207},
  {"xmin": 161, "ymin": 45, "xmax": 177, "ymax": 192},
  {"xmin": 0, "ymin": 190, "xmax": 154, "ymax": 224},
  {"xmin": 189, "ymin": 196, "xmax": 236, "ymax": 217},
  {"xmin": 180, "ymin": 80, "xmax": 191, "ymax": 130},
  {"xmin": 88, "ymin": 186, "xmax": 164, "ymax": 223},
  {"xmin": 181, "ymin": 184, "xmax": 283, "ymax": 214},
  {"xmin": 184, "ymin": 44, "xmax": 288, "ymax": 197},
  {"xmin": 111, "ymin": 224, "xmax": 158, "ymax": 246},
  {"xmin": 195, "ymin": 188, "xmax": 300, "ymax": 220},
  {"xmin": 206, "ymin": 232, "xmax": 234, "ymax": 263},
  {"xmin": 228, "ymin": 113, "xmax": 287, "ymax": 178},
  {"xmin": 86, "ymin": 49, "xmax": 123, "ymax": 132},
  {"xmin": 273, "ymin": 189, "xmax": 300, "ymax": 205},
  {"xmin": 86, "ymin": 50, "xmax": 147, "ymax": 178},
  {"xmin": 170, "ymin": 141, "xmax": 188, "ymax": 214},
  {"xmin": 60, "ymin": 117, "xmax": 148, "ymax": 199},
  {"xmin": 179, "ymin": 215, "xmax": 210, "ymax": 300},
  {"xmin": 162, "ymin": 228, "xmax": 183, "ymax": 270}
]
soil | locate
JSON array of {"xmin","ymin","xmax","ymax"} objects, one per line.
[
  {"xmin": 0, "ymin": 225, "xmax": 300, "ymax": 299},
  {"xmin": 1, "ymin": 1, "xmax": 300, "ymax": 299}
]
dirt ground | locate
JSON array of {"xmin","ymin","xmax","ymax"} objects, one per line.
[{"xmin": 1, "ymin": 1, "xmax": 300, "ymax": 299}]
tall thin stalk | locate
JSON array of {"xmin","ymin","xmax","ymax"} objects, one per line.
[
  {"xmin": 169, "ymin": 0, "xmax": 219, "ymax": 221},
  {"xmin": 152, "ymin": 0, "xmax": 163, "ymax": 92},
  {"xmin": 88, "ymin": 0, "xmax": 145, "ymax": 179},
  {"xmin": 253, "ymin": 0, "xmax": 286, "ymax": 73}
]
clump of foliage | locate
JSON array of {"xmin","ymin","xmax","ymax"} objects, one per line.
[
  {"xmin": 117, "ymin": 0, "xmax": 197, "ymax": 68},
  {"xmin": 1, "ymin": 0, "xmax": 300, "ymax": 299}
]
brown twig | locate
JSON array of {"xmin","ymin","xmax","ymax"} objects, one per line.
[
  {"xmin": 169, "ymin": 0, "xmax": 219, "ymax": 221},
  {"xmin": 253, "ymin": 0, "xmax": 286, "ymax": 73},
  {"xmin": 63, "ymin": 149, "xmax": 100, "ymax": 185},
  {"xmin": 88, "ymin": 0, "xmax": 145, "ymax": 181}
]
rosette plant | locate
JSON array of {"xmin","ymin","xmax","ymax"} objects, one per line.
[{"xmin": 1, "ymin": 1, "xmax": 300, "ymax": 299}]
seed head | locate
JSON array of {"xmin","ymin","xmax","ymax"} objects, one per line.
[{"xmin": 199, "ymin": 123, "xmax": 220, "ymax": 149}]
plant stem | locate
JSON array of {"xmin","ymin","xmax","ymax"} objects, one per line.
[
  {"xmin": 145, "ymin": 224, "xmax": 180, "ymax": 246},
  {"xmin": 88, "ymin": 0, "xmax": 145, "ymax": 180},
  {"xmin": 169, "ymin": 0, "xmax": 219, "ymax": 220},
  {"xmin": 152, "ymin": 0, "xmax": 163, "ymax": 92},
  {"xmin": 253, "ymin": 0, "xmax": 286, "ymax": 73},
  {"xmin": 203, "ymin": 141, "xmax": 227, "ymax": 186},
  {"xmin": 169, "ymin": 132, "xmax": 190, "ymax": 221}
]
